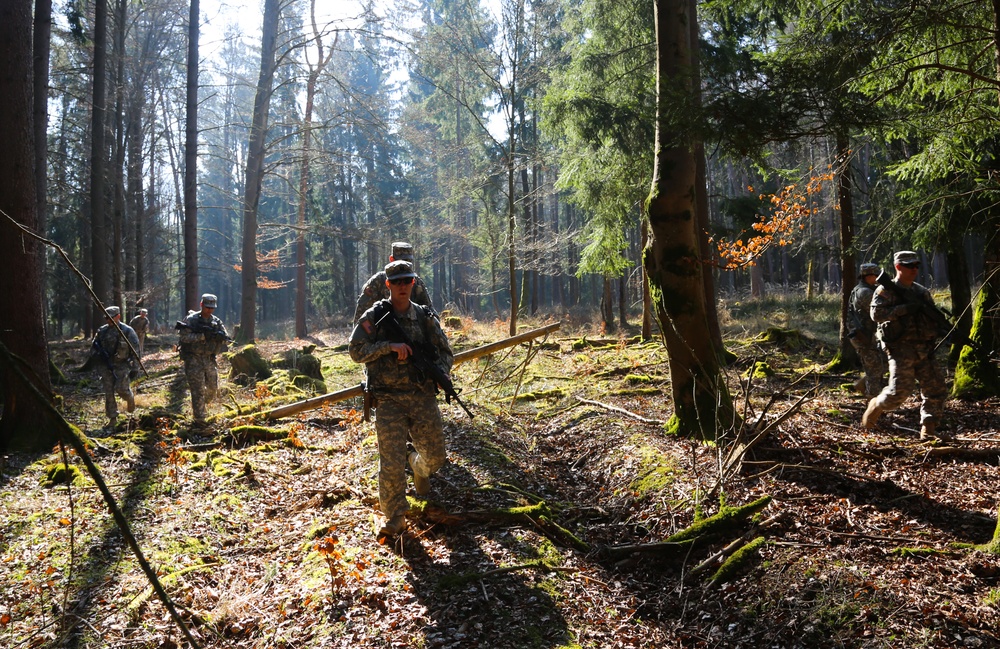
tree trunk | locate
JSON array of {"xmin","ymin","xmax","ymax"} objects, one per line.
[
  {"xmin": 641, "ymin": 219, "xmax": 652, "ymax": 340},
  {"xmin": 33, "ymin": 0, "xmax": 52, "ymax": 329},
  {"xmin": 945, "ymin": 223, "xmax": 972, "ymax": 365},
  {"xmin": 836, "ymin": 132, "xmax": 859, "ymax": 368},
  {"xmin": 184, "ymin": 0, "xmax": 200, "ymax": 312},
  {"xmin": 647, "ymin": 0, "xmax": 736, "ymax": 439},
  {"xmin": 0, "ymin": 0, "xmax": 56, "ymax": 452},
  {"xmin": 237, "ymin": 0, "xmax": 280, "ymax": 344},
  {"xmin": 89, "ymin": 0, "xmax": 110, "ymax": 322},
  {"xmin": 111, "ymin": 0, "xmax": 126, "ymax": 309}
]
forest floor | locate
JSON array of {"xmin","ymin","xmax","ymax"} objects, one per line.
[{"xmin": 3, "ymin": 293, "xmax": 1000, "ymax": 649}]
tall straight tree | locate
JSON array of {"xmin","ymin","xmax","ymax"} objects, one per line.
[
  {"xmin": 0, "ymin": 0, "xmax": 56, "ymax": 451},
  {"xmin": 295, "ymin": 0, "xmax": 335, "ymax": 339},
  {"xmin": 89, "ymin": 0, "xmax": 110, "ymax": 328},
  {"xmin": 238, "ymin": 0, "xmax": 281, "ymax": 343},
  {"xmin": 184, "ymin": 0, "xmax": 200, "ymax": 311},
  {"xmin": 646, "ymin": 0, "xmax": 735, "ymax": 439}
]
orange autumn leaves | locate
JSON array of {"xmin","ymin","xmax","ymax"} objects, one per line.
[{"xmin": 712, "ymin": 171, "xmax": 835, "ymax": 269}]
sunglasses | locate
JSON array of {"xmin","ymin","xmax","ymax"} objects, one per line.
[
  {"xmin": 388, "ymin": 277, "xmax": 414, "ymax": 286},
  {"xmin": 900, "ymin": 263, "xmax": 919, "ymax": 269}
]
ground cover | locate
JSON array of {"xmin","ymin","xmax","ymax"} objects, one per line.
[{"xmin": 2, "ymin": 298, "xmax": 1000, "ymax": 648}]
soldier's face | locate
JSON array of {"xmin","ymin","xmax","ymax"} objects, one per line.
[{"xmin": 387, "ymin": 277, "xmax": 414, "ymax": 300}]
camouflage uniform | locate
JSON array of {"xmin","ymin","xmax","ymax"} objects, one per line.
[
  {"xmin": 129, "ymin": 311, "xmax": 149, "ymax": 355},
  {"xmin": 178, "ymin": 308, "xmax": 229, "ymax": 423},
  {"xmin": 848, "ymin": 266, "xmax": 886, "ymax": 396},
  {"xmin": 349, "ymin": 290, "xmax": 454, "ymax": 522},
  {"xmin": 868, "ymin": 272, "xmax": 946, "ymax": 430},
  {"xmin": 90, "ymin": 308, "xmax": 140, "ymax": 426},
  {"xmin": 353, "ymin": 242, "xmax": 435, "ymax": 323}
]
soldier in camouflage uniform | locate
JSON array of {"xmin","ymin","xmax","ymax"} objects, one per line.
[
  {"xmin": 90, "ymin": 306, "xmax": 140, "ymax": 432},
  {"xmin": 862, "ymin": 251, "xmax": 948, "ymax": 440},
  {"xmin": 353, "ymin": 242, "xmax": 435, "ymax": 324},
  {"xmin": 129, "ymin": 308, "xmax": 150, "ymax": 355},
  {"xmin": 350, "ymin": 260, "xmax": 454, "ymax": 538},
  {"xmin": 178, "ymin": 294, "xmax": 229, "ymax": 426},
  {"xmin": 848, "ymin": 263, "xmax": 886, "ymax": 397}
]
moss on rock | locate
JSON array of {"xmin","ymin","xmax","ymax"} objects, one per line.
[{"xmin": 227, "ymin": 344, "xmax": 272, "ymax": 385}]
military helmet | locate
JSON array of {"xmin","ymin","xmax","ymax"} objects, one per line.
[
  {"xmin": 390, "ymin": 241, "xmax": 415, "ymax": 262},
  {"xmin": 104, "ymin": 306, "xmax": 120, "ymax": 319},
  {"xmin": 384, "ymin": 259, "xmax": 417, "ymax": 281},
  {"xmin": 200, "ymin": 293, "xmax": 218, "ymax": 308}
]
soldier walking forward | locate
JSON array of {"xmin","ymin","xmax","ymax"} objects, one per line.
[
  {"xmin": 862, "ymin": 251, "xmax": 949, "ymax": 440},
  {"xmin": 89, "ymin": 306, "xmax": 140, "ymax": 432},
  {"xmin": 129, "ymin": 308, "xmax": 150, "ymax": 355},
  {"xmin": 178, "ymin": 294, "xmax": 229, "ymax": 426},
  {"xmin": 349, "ymin": 260, "xmax": 454, "ymax": 538},
  {"xmin": 848, "ymin": 263, "xmax": 887, "ymax": 397}
]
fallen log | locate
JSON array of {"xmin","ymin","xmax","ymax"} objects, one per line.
[{"xmin": 255, "ymin": 322, "xmax": 561, "ymax": 420}]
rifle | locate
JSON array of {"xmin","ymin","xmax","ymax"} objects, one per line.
[
  {"xmin": 90, "ymin": 336, "xmax": 117, "ymax": 380},
  {"xmin": 175, "ymin": 319, "xmax": 232, "ymax": 342},
  {"xmin": 373, "ymin": 307, "xmax": 474, "ymax": 419},
  {"xmin": 874, "ymin": 270, "xmax": 980, "ymax": 352}
]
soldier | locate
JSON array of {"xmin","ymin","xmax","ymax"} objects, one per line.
[
  {"xmin": 353, "ymin": 241, "xmax": 435, "ymax": 324},
  {"xmin": 862, "ymin": 251, "xmax": 949, "ymax": 440},
  {"xmin": 178, "ymin": 294, "xmax": 229, "ymax": 427},
  {"xmin": 129, "ymin": 308, "xmax": 150, "ymax": 355},
  {"xmin": 89, "ymin": 306, "xmax": 140, "ymax": 432},
  {"xmin": 848, "ymin": 263, "xmax": 886, "ymax": 396},
  {"xmin": 349, "ymin": 260, "xmax": 454, "ymax": 538}
]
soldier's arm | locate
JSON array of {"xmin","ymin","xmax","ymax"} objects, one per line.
[
  {"xmin": 869, "ymin": 287, "xmax": 900, "ymax": 324},
  {"xmin": 348, "ymin": 315, "xmax": 394, "ymax": 364}
]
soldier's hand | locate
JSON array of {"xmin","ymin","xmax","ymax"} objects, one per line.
[{"xmin": 389, "ymin": 342, "xmax": 412, "ymax": 360}]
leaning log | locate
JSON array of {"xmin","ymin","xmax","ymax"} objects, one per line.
[{"xmin": 256, "ymin": 322, "xmax": 561, "ymax": 420}]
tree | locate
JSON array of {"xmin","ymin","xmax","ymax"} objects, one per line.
[
  {"xmin": 237, "ymin": 0, "xmax": 281, "ymax": 343},
  {"xmin": 0, "ymin": 0, "xmax": 56, "ymax": 452},
  {"xmin": 89, "ymin": 0, "xmax": 110, "ymax": 329},
  {"xmin": 645, "ymin": 0, "xmax": 735, "ymax": 439},
  {"xmin": 184, "ymin": 0, "xmax": 200, "ymax": 311}
]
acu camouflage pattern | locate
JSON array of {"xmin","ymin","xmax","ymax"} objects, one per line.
[
  {"xmin": 92, "ymin": 322, "xmax": 140, "ymax": 421},
  {"xmin": 848, "ymin": 280, "xmax": 885, "ymax": 396},
  {"xmin": 869, "ymin": 279, "xmax": 947, "ymax": 427},
  {"xmin": 349, "ymin": 301, "xmax": 454, "ymax": 519},
  {"xmin": 353, "ymin": 271, "xmax": 434, "ymax": 323},
  {"xmin": 129, "ymin": 313, "xmax": 149, "ymax": 354},
  {"xmin": 178, "ymin": 311, "xmax": 229, "ymax": 421}
]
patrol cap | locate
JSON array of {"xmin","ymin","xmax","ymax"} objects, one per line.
[
  {"xmin": 139, "ymin": 308, "xmax": 148, "ymax": 315},
  {"xmin": 391, "ymin": 241, "xmax": 415, "ymax": 262},
  {"xmin": 893, "ymin": 251, "xmax": 919, "ymax": 266},
  {"xmin": 384, "ymin": 260, "xmax": 417, "ymax": 281},
  {"xmin": 859, "ymin": 263, "xmax": 880, "ymax": 277},
  {"xmin": 105, "ymin": 306, "xmax": 120, "ymax": 319},
  {"xmin": 201, "ymin": 293, "xmax": 218, "ymax": 307}
]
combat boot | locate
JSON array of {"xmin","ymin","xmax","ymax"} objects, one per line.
[
  {"xmin": 862, "ymin": 398, "xmax": 882, "ymax": 429},
  {"xmin": 409, "ymin": 451, "xmax": 430, "ymax": 497},
  {"xmin": 377, "ymin": 514, "xmax": 407, "ymax": 539}
]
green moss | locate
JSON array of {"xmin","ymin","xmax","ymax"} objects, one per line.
[
  {"xmin": 745, "ymin": 361, "xmax": 775, "ymax": 380},
  {"xmin": 976, "ymin": 509, "xmax": 1000, "ymax": 555},
  {"xmin": 891, "ymin": 547, "xmax": 945, "ymax": 558},
  {"xmin": 510, "ymin": 388, "xmax": 568, "ymax": 403},
  {"xmin": 291, "ymin": 373, "xmax": 327, "ymax": 393},
  {"xmin": 711, "ymin": 536, "xmax": 766, "ymax": 585},
  {"xmin": 630, "ymin": 447, "xmax": 679, "ymax": 497},
  {"xmin": 42, "ymin": 462, "xmax": 83, "ymax": 487},
  {"xmin": 611, "ymin": 387, "xmax": 661, "ymax": 397},
  {"xmin": 983, "ymin": 588, "xmax": 1000, "ymax": 607},
  {"xmin": 624, "ymin": 374, "xmax": 652, "ymax": 384},
  {"xmin": 755, "ymin": 327, "xmax": 805, "ymax": 349},
  {"xmin": 668, "ymin": 496, "xmax": 772, "ymax": 544},
  {"xmin": 952, "ymin": 286, "xmax": 1000, "ymax": 398},
  {"xmin": 227, "ymin": 344, "xmax": 273, "ymax": 385}
]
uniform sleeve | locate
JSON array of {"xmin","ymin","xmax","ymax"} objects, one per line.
[
  {"xmin": 870, "ymin": 285, "xmax": 898, "ymax": 324},
  {"xmin": 178, "ymin": 325, "xmax": 204, "ymax": 344},
  {"xmin": 349, "ymin": 313, "xmax": 393, "ymax": 364},
  {"xmin": 413, "ymin": 279, "xmax": 436, "ymax": 314},
  {"xmin": 353, "ymin": 275, "xmax": 380, "ymax": 324},
  {"xmin": 126, "ymin": 328, "xmax": 141, "ymax": 364}
]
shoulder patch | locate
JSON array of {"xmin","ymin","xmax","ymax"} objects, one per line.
[{"xmin": 362, "ymin": 320, "xmax": 373, "ymax": 335}]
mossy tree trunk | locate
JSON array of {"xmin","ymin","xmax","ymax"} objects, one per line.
[
  {"xmin": 952, "ymin": 266, "xmax": 1000, "ymax": 398},
  {"xmin": 646, "ymin": 0, "xmax": 737, "ymax": 440}
]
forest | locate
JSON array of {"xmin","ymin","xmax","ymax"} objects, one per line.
[{"xmin": 2, "ymin": 0, "xmax": 1000, "ymax": 646}]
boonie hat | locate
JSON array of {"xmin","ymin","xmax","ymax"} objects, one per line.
[
  {"xmin": 893, "ymin": 251, "xmax": 919, "ymax": 266},
  {"xmin": 201, "ymin": 293, "xmax": 218, "ymax": 307},
  {"xmin": 385, "ymin": 260, "xmax": 417, "ymax": 281},
  {"xmin": 105, "ymin": 306, "xmax": 120, "ymax": 318},
  {"xmin": 859, "ymin": 263, "xmax": 880, "ymax": 277},
  {"xmin": 391, "ymin": 241, "xmax": 415, "ymax": 262}
]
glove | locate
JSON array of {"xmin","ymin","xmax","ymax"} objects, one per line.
[{"xmin": 892, "ymin": 305, "xmax": 909, "ymax": 317}]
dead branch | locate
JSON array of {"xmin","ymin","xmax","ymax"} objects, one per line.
[{"xmin": 576, "ymin": 397, "xmax": 666, "ymax": 425}]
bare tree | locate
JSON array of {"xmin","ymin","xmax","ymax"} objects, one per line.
[
  {"xmin": 237, "ymin": 0, "xmax": 281, "ymax": 343},
  {"xmin": 184, "ymin": 0, "xmax": 200, "ymax": 311}
]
